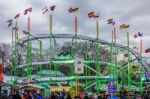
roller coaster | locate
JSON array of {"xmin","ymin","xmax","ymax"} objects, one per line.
[{"xmin": 6, "ymin": 33, "xmax": 149, "ymax": 93}]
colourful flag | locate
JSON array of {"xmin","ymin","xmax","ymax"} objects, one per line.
[
  {"xmin": 22, "ymin": 31, "xmax": 29, "ymax": 34},
  {"xmin": 14, "ymin": 13, "xmax": 20, "ymax": 19},
  {"xmin": 24, "ymin": 7, "xmax": 32, "ymax": 15},
  {"xmin": 107, "ymin": 18, "xmax": 115, "ymax": 25},
  {"xmin": 134, "ymin": 32, "xmax": 143, "ymax": 39},
  {"xmin": 50, "ymin": 5, "xmax": 55, "ymax": 11},
  {"xmin": 145, "ymin": 48, "xmax": 150, "ymax": 53},
  {"xmin": 133, "ymin": 46, "xmax": 138, "ymax": 50},
  {"xmin": 68, "ymin": 7, "xmax": 79, "ymax": 13},
  {"xmin": 7, "ymin": 19, "xmax": 13, "ymax": 27},
  {"xmin": 88, "ymin": 12, "xmax": 95, "ymax": 18},
  {"xmin": 120, "ymin": 24, "xmax": 129, "ymax": 29},
  {"xmin": 94, "ymin": 14, "xmax": 99, "ymax": 19},
  {"xmin": 138, "ymin": 32, "xmax": 143, "ymax": 37},
  {"xmin": 42, "ymin": 6, "xmax": 48, "ymax": 14}
]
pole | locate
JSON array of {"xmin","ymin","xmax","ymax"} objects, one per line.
[
  {"xmin": 95, "ymin": 20, "xmax": 100, "ymax": 93},
  {"xmin": 140, "ymin": 38, "xmax": 143, "ymax": 94},
  {"xmin": 127, "ymin": 31, "xmax": 131, "ymax": 91},
  {"xmin": 49, "ymin": 15, "xmax": 53, "ymax": 82}
]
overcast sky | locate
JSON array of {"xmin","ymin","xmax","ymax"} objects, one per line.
[{"xmin": 0, "ymin": 0, "xmax": 150, "ymax": 56}]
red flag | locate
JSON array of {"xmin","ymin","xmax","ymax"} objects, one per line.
[
  {"xmin": 50, "ymin": 5, "xmax": 55, "ymax": 11},
  {"xmin": 145, "ymin": 48, "xmax": 150, "ymax": 53},
  {"xmin": 0, "ymin": 64, "xmax": 3, "ymax": 81},
  {"xmin": 134, "ymin": 34, "xmax": 137, "ymax": 39},
  {"xmin": 24, "ymin": 7, "xmax": 32, "ymax": 15},
  {"xmin": 14, "ymin": 13, "xmax": 20, "ymax": 19},
  {"xmin": 42, "ymin": 6, "xmax": 48, "ymax": 14}
]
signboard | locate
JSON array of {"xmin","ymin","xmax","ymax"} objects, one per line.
[
  {"xmin": 75, "ymin": 58, "xmax": 84, "ymax": 74},
  {"xmin": 107, "ymin": 78, "xmax": 117, "ymax": 94}
]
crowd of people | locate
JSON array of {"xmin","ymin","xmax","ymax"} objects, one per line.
[{"xmin": 1, "ymin": 89, "xmax": 150, "ymax": 99}]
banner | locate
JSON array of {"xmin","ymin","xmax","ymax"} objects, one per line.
[
  {"xmin": 0, "ymin": 64, "xmax": 3, "ymax": 81},
  {"xmin": 75, "ymin": 58, "xmax": 84, "ymax": 74}
]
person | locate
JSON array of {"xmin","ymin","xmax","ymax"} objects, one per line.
[
  {"xmin": 23, "ymin": 92, "xmax": 32, "ymax": 99},
  {"xmin": 49, "ymin": 92, "xmax": 56, "ymax": 99},
  {"xmin": 84, "ymin": 93, "xmax": 90, "ymax": 99},
  {"xmin": 12, "ymin": 90, "xmax": 21, "ymax": 99},
  {"xmin": 66, "ymin": 92, "xmax": 71, "ymax": 99},
  {"xmin": 36, "ymin": 93, "xmax": 43, "ymax": 99},
  {"xmin": 8, "ymin": 91, "xmax": 13, "ymax": 99},
  {"xmin": 62, "ymin": 89, "xmax": 66, "ymax": 98}
]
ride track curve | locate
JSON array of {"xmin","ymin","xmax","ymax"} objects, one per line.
[{"xmin": 18, "ymin": 33, "xmax": 149, "ymax": 74}]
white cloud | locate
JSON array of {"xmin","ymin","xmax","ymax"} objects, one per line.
[{"xmin": 0, "ymin": 0, "xmax": 150, "ymax": 56}]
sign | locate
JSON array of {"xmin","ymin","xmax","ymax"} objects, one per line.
[
  {"xmin": 75, "ymin": 58, "xmax": 84, "ymax": 74},
  {"xmin": 107, "ymin": 78, "xmax": 117, "ymax": 94}
]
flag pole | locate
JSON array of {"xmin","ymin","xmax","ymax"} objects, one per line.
[
  {"xmin": 95, "ymin": 19, "xmax": 100, "ymax": 93},
  {"xmin": 140, "ymin": 38, "xmax": 143, "ymax": 94},
  {"xmin": 75, "ymin": 15, "xmax": 79, "ymax": 96},
  {"xmin": 49, "ymin": 14, "xmax": 53, "ymax": 83},
  {"xmin": 127, "ymin": 30, "xmax": 131, "ymax": 91}
]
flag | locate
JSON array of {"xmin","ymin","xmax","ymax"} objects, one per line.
[
  {"xmin": 120, "ymin": 24, "xmax": 129, "ymax": 29},
  {"xmin": 50, "ymin": 5, "xmax": 55, "ymax": 11},
  {"xmin": 14, "ymin": 13, "xmax": 20, "ymax": 19},
  {"xmin": 22, "ymin": 31, "xmax": 29, "ymax": 34},
  {"xmin": 88, "ymin": 12, "xmax": 95, "ymax": 18},
  {"xmin": 138, "ymin": 32, "xmax": 143, "ymax": 37},
  {"xmin": 7, "ymin": 19, "xmax": 13, "ymax": 27},
  {"xmin": 24, "ymin": 7, "xmax": 32, "ymax": 15},
  {"xmin": 134, "ymin": 32, "xmax": 143, "ymax": 39},
  {"xmin": 145, "ymin": 48, "xmax": 150, "ymax": 53},
  {"xmin": 94, "ymin": 14, "xmax": 99, "ymax": 19},
  {"xmin": 68, "ymin": 7, "xmax": 79, "ymax": 13},
  {"xmin": 134, "ymin": 34, "xmax": 137, "ymax": 39},
  {"xmin": 42, "ymin": 6, "xmax": 48, "ymax": 14},
  {"xmin": 133, "ymin": 46, "xmax": 138, "ymax": 50},
  {"xmin": 107, "ymin": 18, "xmax": 115, "ymax": 25}
]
